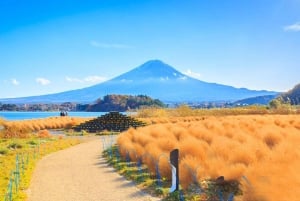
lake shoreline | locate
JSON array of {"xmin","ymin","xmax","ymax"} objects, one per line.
[{"xmin": 0, "ymin": 111, "xmax": 108, "ymax": 121}]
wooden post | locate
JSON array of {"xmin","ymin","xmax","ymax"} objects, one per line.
[{"xmin": 170, "ymin": 149, "xmax": 179, "ymax": 192}]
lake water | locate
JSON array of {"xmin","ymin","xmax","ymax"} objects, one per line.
[{"xmin": 0, "ymin": 111, "xmax": 108, "ymax": 121}]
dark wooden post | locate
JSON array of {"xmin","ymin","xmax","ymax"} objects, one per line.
[{"xmin": 170, "ymin": 149, "xmax": 179, "ymax": 192}]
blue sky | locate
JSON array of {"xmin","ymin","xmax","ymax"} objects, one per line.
[{"xmin": 0, "ymin": 0, "xmax": 299, "ymax": 98}]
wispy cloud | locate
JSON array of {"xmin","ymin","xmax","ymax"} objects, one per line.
[
  {"xmin": 65, "ymin": 75, "xmax": 108, "ymax": 83},
  {"xmin": 36, "ymin": 77, "xmax": 51, "ymax": 85},
  {"xmin": 184, "ymin": 69, "xmax": 202, "ymax": 79},
  {"xmin": 11, "ymin": 78, "xmax": 20, "ymax": 86},
  {"xmin": 90, "ymin": 40, "xmax": 133, "ymax": 49},
  {"xmin": 284, "ymin": 22, "xmax": 300, "ymax": 32}
]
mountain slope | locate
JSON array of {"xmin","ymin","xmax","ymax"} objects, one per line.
[
  {"xmin": 280, "ymin": 83, "xmax": 300, "ymax": 105},
  {"xmin": 233, "ymin": 95, "xmax": 278, "ymax": 106},
  {"xmin": 0, "ymin": 60, "xmax": 278, "ymax": 103}
]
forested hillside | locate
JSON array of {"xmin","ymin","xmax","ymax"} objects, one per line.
[
  {"xmin": 280, "ymin": 83, "xmax": 300, "ymax": 105},
  {"xmin": 85, "ymin": 94, "xmax": 165, "ymax": 112}
]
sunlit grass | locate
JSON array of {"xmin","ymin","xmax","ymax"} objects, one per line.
[
  {"xmin": 1, "ymin": 117, "xmax": 90, "ymax": 138},
  {"xmin": 117, "ymin": 114, "xmax": 300, "ymax": 201},
  {"xmin": 0, "ymin": 136, "xmax": 81, "ymax": 200},
  {"xmin": 134, "ymin": 105, "xmax": 300, "ymax": 119}
]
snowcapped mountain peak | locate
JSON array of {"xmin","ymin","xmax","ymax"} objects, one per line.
[
  {"xmin": 0, "ymin": 59, "xmax": 278, "ymax": 103},
  {"xmin": 112, "ymin": 59, "xmax": 185, "ymax": 81}
]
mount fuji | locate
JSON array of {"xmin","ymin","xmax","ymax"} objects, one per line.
[{"xmin": 0, "ymin": 60, "xmax": 278, "ymax": 103}]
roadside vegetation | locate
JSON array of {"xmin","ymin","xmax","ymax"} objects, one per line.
[
  {"xmin": 102, "ymin": 104, "xmax": 300, "ymax": 201},
  {"xmin": 1, "ymin": 103, "xmax": 300, "ymax": 200},
  {"xmin": 135, "ymin": 103, "xmax": 300, "ymax": 118},
  {"xmin": 0, "ymin": 117, "xmax": 84, "ymax": 200},
  {"xmin": 1, "ymin": 117, "xmax": 90, "ymax": 137}
]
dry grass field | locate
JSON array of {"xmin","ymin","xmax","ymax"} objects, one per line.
[
  {"xmin": 117, "ymin": 114, "xmax": 300, "ymax": 201},
  {"xmin": 1, "ymin": 117, "xmax": 90, "ymax": 138}
]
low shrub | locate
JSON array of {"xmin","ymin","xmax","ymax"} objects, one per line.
[
  {"xmin": 37, "ymin": 129, "xmax": 51, "ymax": 138},
  {"xmin": 27, "ymin": 140, "xmax": 38, "ymax": 146},
  {"xmin": 7, "ymin": 142, "xmax": 23, "ymax": 149},
  {"xmin": 0, "ymin": 147, "xmax": 8, "ymax": 155}
]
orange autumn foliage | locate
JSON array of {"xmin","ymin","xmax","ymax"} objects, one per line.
[
  {"xmin": 2, "ymin": 117, "xmax": 90, "ymax": 138},
  {"xmin": 117, "ymin": 114, "xmax": 300, "ymax": 201},
  {"xmin": 37, "ymin": 129, "xmax": 51, "ymax": 138}
]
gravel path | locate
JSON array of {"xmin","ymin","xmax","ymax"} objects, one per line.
[{"xmin": 26, "ymin": 137, "xmax": 161, "ymax": 201}]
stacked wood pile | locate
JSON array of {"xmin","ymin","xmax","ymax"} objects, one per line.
[{"xmin": 73, "ymin": 111, "xmax": 146, "ymax": 132}]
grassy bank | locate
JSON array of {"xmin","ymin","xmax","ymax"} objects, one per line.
[
  {"xmin": 134, "ymin": 105, "xmax": 300, "ymax": 118},
  {"xmin": 103, "ymin": 146, "xmax": 239, "ymax": 201},
  {"xmin": 0, "ymin": 136, "xmax": 81, "ymax": 200}
]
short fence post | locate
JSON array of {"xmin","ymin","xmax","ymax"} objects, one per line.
[
  {"xmin": 137, "ymin": 158, "xmax": 144, "ymax": 182},
  {"xmin": 169, "ymin": 149, "xmax": 179, "ymax": 192},
  {"xmin": 101, "ymin": 137, "xmax": 106, "ymax": 150},
  {"xmin": 109, "ymin": 134, "xmax": 115, "ymax": 147},
  {"xmin": 218, "ymin": 190, "xmax": 224, "ymax": 201},
  {"xmin": 115, "ymin": 147, "xmax": 120, "ymax": 169},
  {"xmin": 179, "ymin": 190, "xmax": 185, "ymax": 201},
  {"xmin": 14, "ymin": 154, "xmax": 20, "ymax": 192},
  {"xmin": 155, "ymin": 162, "xmax": 162, "ymax": 187},
  {"xmin": 108, "ymin": 146, "xmax": 113, "ymax": 160},
  {"xmin": 228, "ymin": 193, "xmax": 234, "ymax": 201},
  {"xmin": 21, "ymin": 154, "xmax": 25, "ymax": 175},
  {"xmin": 126, "ymin": 151, "xmax": 131, "ymax": 167},
  {"xmin": 26, "ymin": 153, "xmax": 29, "ymax": 166},
  {"xmin": 170, "ymin": 149, "xmax": 184, "ymax": 200},
  {"xmin": 5, "ymin": 172, "xmax": 13, "ymax": 201}
]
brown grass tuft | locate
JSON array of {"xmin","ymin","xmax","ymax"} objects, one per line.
[
  {"xmin": 117, "ymin": 114, "xmax": 300, "ymax": 200},
  {"xmin": 37, "ymin": 129, "xmax": 51, "ymax": 138}
]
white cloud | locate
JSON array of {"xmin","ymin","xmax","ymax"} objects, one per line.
[
  {"xmin": 90, "ymin": 40, "xmax": 133, "ymax": 49},
  {"xmin": 184, "ymin": 69, "xmax": 202, "ymax": 79},
  {"xmin": 11, "ymin": 78, "xmax": 20, "ymax": 86},
  {"xmin": 66, "ymin": 75, "xmax": 108, "ymax": 83},
  {"xmin": 36, "ymin": 77, "xmax": 51, "ymax": 85},
  {"xmin": 284, "ymin": 22, "xmax": 300, "ymax": 32}
]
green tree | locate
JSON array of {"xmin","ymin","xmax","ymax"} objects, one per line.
[{"xmin": 269, "ymin": 98, "xmax": 282, "ymax": 109}]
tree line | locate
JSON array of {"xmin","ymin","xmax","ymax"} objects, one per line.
[
  {"xmin": 269, "ymin": 83, "xmax": 300, "ymax": 108},
  {"xmin": 84, "ymin": 94, "xmax": 165, "ymax": 112},
  {"xmin": 0, "ymin": 94, "xmax": 165, "ymax": 112}
]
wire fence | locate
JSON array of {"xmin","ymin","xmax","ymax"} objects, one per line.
[
  {"xmin": 102, "ymin": 136, "xmax": 238, "ymax": 201},
  {"xmin": 3, "ymin": 144, "xmax": 41, "ymax": 201},
  {"xmin": 2, "ymin": 134, "xmax": 239, "ymax": 201}
]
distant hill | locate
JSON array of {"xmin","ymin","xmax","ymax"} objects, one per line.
[
  {"xmin": 280, "ymin": 83, "xmax": 300, "ymax": 105},
  {"xmin": 233, "ymin": 95, "xmax": 278, "ymax": 106},
  {"xmin": 0, "ymin": 60, "xmax": 278, "ymax": 104},
  {"xmin": 84, "ymin": 94, "xmax": 165, "ymax": 112}
]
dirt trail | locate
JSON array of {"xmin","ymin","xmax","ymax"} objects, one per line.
[{"xmin": 26, "ymin": 137, "xmax": 161, "ymax": 201}]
